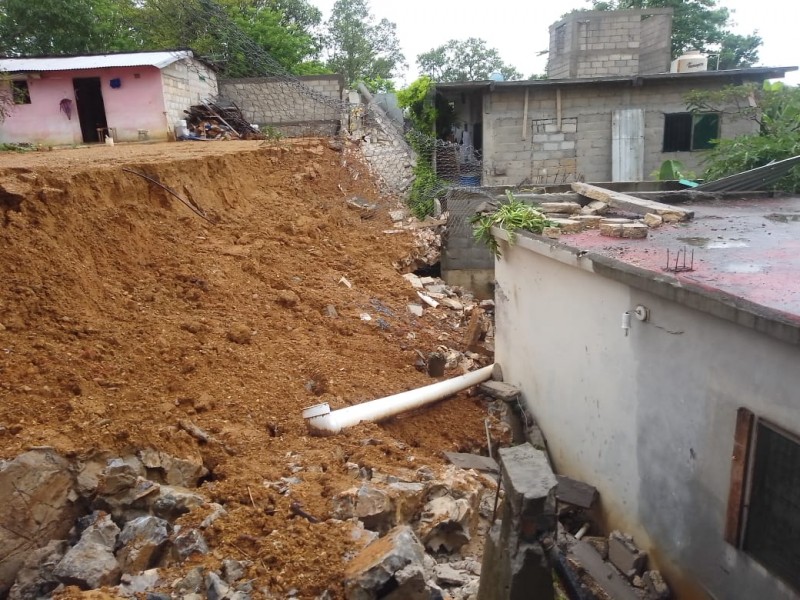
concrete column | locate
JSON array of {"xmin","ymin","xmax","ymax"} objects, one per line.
[{"xmin": 477, "ymin": 443, "xmax": 558, "ymax": 600}]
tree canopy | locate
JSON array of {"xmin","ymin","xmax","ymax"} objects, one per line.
[
  {"xmin": 417, "ymin": 38, "xmax": 522, "ymax": 83},
  {"xmin": 323, "ymin": 0, "xmax": 405, "ymax": 92},
  {"xmin": 590, "ymin": 0, "xmax": 762, "ymax": 68},
  {"xmin": 685, "ymin": 82, "xmax": 800, "ymax": 191}
]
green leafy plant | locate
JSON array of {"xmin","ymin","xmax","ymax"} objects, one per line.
[
  {"xmin": 685, "ymin": 81, "xmax": 800, "ymax": 192},
  {"xmin": 651, "ymin": 159, "xmax": 696, "ymax": 181},
  {"xmin": 471, "ymin": 190, "xmax": 553, "ymax": 257}
]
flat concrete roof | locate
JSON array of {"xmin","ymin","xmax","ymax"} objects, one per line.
[
  {"xmin": 503, "ymin": 196, "xmax": 800, "ymax": 345},
  {"xmin": 436, "ymin": 66, "xmax": 798, "ymax": 92}
]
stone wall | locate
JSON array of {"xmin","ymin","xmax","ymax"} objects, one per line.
[
  {"xmin": 218, "ymin": 75, "xmax": 344, "ymax": 137},
  {"xmin": 547, "ymin": 9, "xmax": 673, "ymax": 79},
  {"xmin": 353, "ymin": 85, "xmax": 416, "ymax": 196},
  {"xmin": 161, "ymin": 59, "xmax": 218, "ymax": 131}
]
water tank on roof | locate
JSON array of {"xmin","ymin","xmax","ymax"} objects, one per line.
[
  {"xmin": 670, "ymin": 50, "xmax": 708, "ymax": 73},
  {"xmin": 488, "ymin": 72, "xmax": 505, "ymax": 81}
]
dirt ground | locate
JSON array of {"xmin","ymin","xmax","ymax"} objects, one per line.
[{"xmin": 0, "ymin": 140, "xmax": 499, "ymax": 597}]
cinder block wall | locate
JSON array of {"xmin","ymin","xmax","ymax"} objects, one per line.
[
  {"xmin": 161, "ymin": 59, "xmax": 219, "ymax": 131},
  {"xmin": 547, "ymin": 9, "xmax": 673, "ymax": 79},
  {"xmin": 482, "ymin": 79, "xmax": 756, "ymax": 187},
  {"xmin": 219, "ymin": 75, "xmax": 344, "ymax": 136}
]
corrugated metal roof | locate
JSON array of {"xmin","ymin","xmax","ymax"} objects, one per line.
[
  {"xmin": 694, "ymin": 155, "xmax": 800, "ymax": 192},
  {"xmin": 0, "ymin": 50, "xmax": 193, "ymax": 73}
]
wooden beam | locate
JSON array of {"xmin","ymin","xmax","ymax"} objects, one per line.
[
  {"xmin": 556, "ymin": 88, "xmax": 562, "ymax": 130},
  {"xmin": 725, "ymin": 407, "xmax": 754, "ymax": 546},
  {"xmin": 522, "ymin": 87, "xmax": 529, "ymax": 140},
  {"xmin": 571, "ymin": 182, "xmax": 693, "ymax": 221}
]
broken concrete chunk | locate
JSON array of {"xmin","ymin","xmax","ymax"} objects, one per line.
[
  {"xmin": 54, "ymin": 514, "xmax": 121, "ymax": 589},
  {"xmin": 574, "ymin": 215, "xmax": 603, "ymax": 229},
  {"xmin": 119, "ymin": 569, "xmax": 161, "ymax": 597},
  {"xmin": 417, "ymin": 495, "xmax": 473, "ymax": 553},
  {"xmin": 206, "ymin": 571, "xmax": 233, "ymax": 600},
  {"xmin": 343, "ymin": 525, "xmax": 427, "ymax": 600},
  {"xmin": 325, "ymin": 305, "xmax": 339, "ymax": 318},
  {"xmin": 569, "ymin": 540, "xmax": 639, "ymax": 600},
  {"xmin": 117, "ymin": 516, "xmax": 170, "ymax": 572},
  {"xmin": 402, "ymin": 273, "xmax": 424, "ymax": 290},
  {"xmin": 542, "ymin": 226, "xmax": 561, "ymax": 239},
  {"xmin": 609, "ymin": 530, "xmax": 647, "ymax": 578},
  {"xmin": 434, "ymin": 563, "xmax": 469, "ymax": 587},
  {"xmin": 572, "ymin": 182, "xmax": 692, "ymax": 221},
  {"xmin": 438, "ymin": 297, "xmax": 464, "ymax": 311},
  {"xmin": 444, "ymin": 452, "xmax": 499, "ymax": 474},
  {"xmin": 539, "ymin": 202, "xmax": 582, "ymax": 215},
  {"xmin": 643, "ymin": 213, "xmax": 664, "ymax": 228},
  {"xmin": 98, "ymin": 456, "xmax": 145, "ymax": 496},
  {"xmin": 549, "ymin": 217, "xmax": 583, "ymax": 234},
  {"xmin": 622, "ymin": 223, "xmax": 649, "ymax": 239},
  {"xmin": 407, "ymin": 304, "xmax": 423, "ymax": 317},
  {"xmin": 580, "ymin": 200, "xmax": 609, "ymax": 215},
  {"xmin": 643, "ymin": 570, "xmax": 671, "ymax": 599},
  {"xmin": 355, "ymin": 484, "xmax": 393, "ymax": 532},
  {"xmin": 479, "ymin": 380, "xmax": 520, "ymax": 402},
  {"xmin": 223, "ymin": 559, "xmax": 251, "ymax": 584},
  {"xmin": 555, "ymin": 475, "xmax": 598, "ymax": 509}
]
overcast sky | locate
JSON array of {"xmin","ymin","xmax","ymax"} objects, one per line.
[{"xmin": 309, "ymin": 0, "xmax": 799, "ymax": 86}]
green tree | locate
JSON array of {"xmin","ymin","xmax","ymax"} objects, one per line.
[
  {"xmin": 0, "ymin": 0, "xmax": 140, "ymax": 55},
  {"xmin": 133, "ymin": 0, "xmax": 324, "ymax": 76},
  {"xmin": 417, "ymin": 38, "xmax": 522, "ymax": 82},
  {"xmin": 324, "ymin": 0, "xmax": 406, "ymax": 90},
  {"xmin": 589, "ymin": 0, "xmax": 761, "ymax": 67},
  {"xmin": 685, "ymin": 82, "xmax": 800, "ymax": 191}
]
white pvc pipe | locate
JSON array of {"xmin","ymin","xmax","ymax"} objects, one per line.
[{"xmin": 303, "ymin": 365, "xmax": 495, "ymax": 435}]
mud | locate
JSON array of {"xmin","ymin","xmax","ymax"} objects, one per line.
[{"xmin": 0, "ymin": 140, "xmax": 499, "ymax": 597}]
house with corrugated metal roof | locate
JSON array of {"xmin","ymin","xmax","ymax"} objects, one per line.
[{"xmin": 0, "ymin": 50, "xmax": 217, "ymax": 145}]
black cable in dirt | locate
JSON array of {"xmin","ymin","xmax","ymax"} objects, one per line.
[{"xmin": 122, "ymin": 167, "xmax": 214, "ymax": 224}]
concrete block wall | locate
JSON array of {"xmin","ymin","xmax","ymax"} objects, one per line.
[
  {"xmin": 483, "ymin": 80, "xmax": 756, "ymax": 187},
  {"xmin": 161, "ymin": 59, "xmax": 218, "ymax": 132},
  {"xmin": 547, "ymin": 9, "xmax": 673, "ymax": 79},
  {"xmin": 218, "ymin": 75, "xmax": 343, "ymax": 136}
]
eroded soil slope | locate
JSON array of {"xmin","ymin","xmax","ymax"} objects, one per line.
[{"xmin": 0, "ymin": 140, "xmax": 496, "ymax": 596}]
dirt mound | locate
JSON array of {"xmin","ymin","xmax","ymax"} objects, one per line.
[{"xmin": 0, "ymin": 140, "xmax": 499, "ymax": 597}]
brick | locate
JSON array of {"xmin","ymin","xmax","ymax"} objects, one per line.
[{"xmin": 608, "ymin": 531, "xmax": 647, "ymax": 578}]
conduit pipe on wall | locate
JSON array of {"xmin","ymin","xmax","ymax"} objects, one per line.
[{"xmin": 303, "ymin": 365, "xmax": 495, "ymax": 435}]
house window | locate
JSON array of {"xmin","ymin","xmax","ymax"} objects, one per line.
[
  {"xmin": 11, "ymin": 80, "xmax": 31, "ymax": 104},
  {"xmin": 725, "ymin": 409, "xmax": 800, "ymax": 592},
  {"xmin": 662, "ymin": 112, "xmax": 719, "ymax": 152}
]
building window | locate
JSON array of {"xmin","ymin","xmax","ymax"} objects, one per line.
[
  {"xmin": 555, "ymin": 25, "xmax": 566, "ymax": 54},
  {"xmin": 726, "ymin": 410, "xmax": 800, "ymax": 592},
  {"xmin": 11, "ymin": 80, "xmax": 31, "ymax": 104},
  {"xmin": 662, "ymin": 112, "xmax": 719, "ymax": 152}
]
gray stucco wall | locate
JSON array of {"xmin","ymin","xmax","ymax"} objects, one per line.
[
  {"xmin": 218, "ymin": 75, "xmax": 343, "ymax": 136},
  {"xmin": 494, "ymin": 232, "xmax": 800, "ymax": 599},
  {"xmin": 481, "ymin": 79, "xmax": 756, "ymax": 187}
]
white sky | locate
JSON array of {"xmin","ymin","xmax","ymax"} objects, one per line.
[{"xmin": 309, "ymin": 0, "xmax": 799, "ymax": 86}]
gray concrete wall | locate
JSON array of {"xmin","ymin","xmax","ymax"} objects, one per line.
[
  {"xmin": 547, "ymin": 9, "xmax": 672, "ymax": 79},
  {"xmin": 218, "ymin": 75, "xmax": 343, "ymax": 137},
  {"xmin": 481, "ymin": 80, "xmax": 756, "ymax": 187},
  {"xmin": 493, "ymin": 232, "xmax": 800, "ymax": 599}
]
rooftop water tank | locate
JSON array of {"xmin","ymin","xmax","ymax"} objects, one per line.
[{"xmin": 670, "ymin": 50, "xmax": 708, "ymax": 73}]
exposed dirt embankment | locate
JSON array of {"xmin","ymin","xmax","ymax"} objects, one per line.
[{"xmin": 0, "ymin": 141, "xmax": 499, "ymax": 597}]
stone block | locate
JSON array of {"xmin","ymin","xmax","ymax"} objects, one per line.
[
  {"xmin": 550, "ymin": 218, "xmax": 583, "ymax": 234},
  {"xmin": 538, "ymin": 202, "xmax": 581, "ymax": 215},
  {"xmin": 609, "ymin": 531, "xmax": 647, "ymax": 578},
  {"xmin": 643, "ymin": 570, "xmax": 671, "ymax": 599},
  {"xmin": 480, "ymin": 381, "xmax": 521, "ymax": 402},
  {"xmin": 644, "ymin": 213, "xmax": 663, "ymax": 228}
]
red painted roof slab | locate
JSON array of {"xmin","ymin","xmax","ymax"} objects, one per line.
[{"xmin": 562, "ymin": 196, "xmax": 800, "ymax": 322}]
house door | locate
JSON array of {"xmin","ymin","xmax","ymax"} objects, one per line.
[
  {"xmin": 73, "ymin": 77, "xmax": 108, "ymax": 143},
  {"xmin": 612, "ymin": 108, "xmax": 644, "ymax": 181}
]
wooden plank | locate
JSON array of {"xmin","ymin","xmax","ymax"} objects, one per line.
[
  {"xmin": 725, "ymin": 407, "xmax": 754, "ymax": 545},
  {"xmin": 571, "ymin": 182, "xmax": 693, "ymax": 221},
  {"xmin": 556, "ymin": 475, "xmax": 598, "ymax": 509},
  {"xmin": 444, "ymin": 452, "xmax": 499, "ymax": 474},
  {"xmin": 556, "ymin": 88, "xmax": 562, "ymax": 130}
]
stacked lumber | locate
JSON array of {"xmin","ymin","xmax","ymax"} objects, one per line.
[{"xmin": 183, "ymin": 101, "xmax": 264, "ymax": 140}]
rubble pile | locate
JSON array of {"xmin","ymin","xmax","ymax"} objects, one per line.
[{"xmin": 183, "ymin": 101, "xmax": 264, "ymax": 140}]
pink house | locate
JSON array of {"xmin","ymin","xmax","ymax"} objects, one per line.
[{"xmin": 0, "ymin": 50, "xmax": 218, "ymax": 145}]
